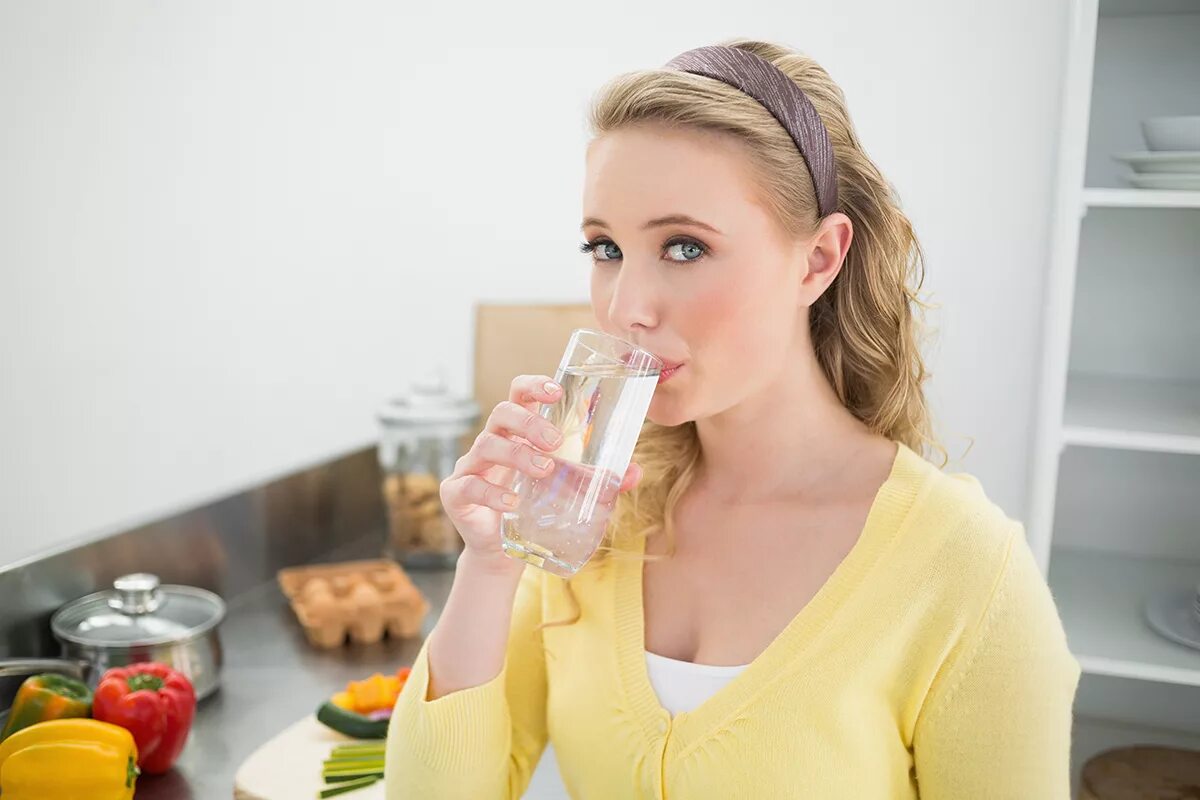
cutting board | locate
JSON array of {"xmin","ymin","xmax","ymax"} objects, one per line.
[{"xmin": 233, "ymin": 714, "xmax": 385, "ymax": 800}]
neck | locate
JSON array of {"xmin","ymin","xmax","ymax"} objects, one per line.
[{"xmin": 693, "ymin": 336, "xmax": 875, "ymax": 502}]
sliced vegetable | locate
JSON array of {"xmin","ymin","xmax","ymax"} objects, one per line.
[
  {"xmin": 316, "ymin": 701, "xmax": 389, "ymax": 739},
  {"xmin": 320, "ymin": 774, "xmax": 381, "ymax": 798},
  {"xmin": 327, "ymin": 665, "xmax": 412, "ymax": 716},
  {"xmin": 324, "ymin": 769, "xmax": 384, "ymax": 782},
  {"xmin": 330, "ymin": 742, "xmax": 386, "ymax": 754},
  {"xmin": 318, "ymin": 742, "xmax": 386, "ymax": 798},
  {"xmin": 348, "ymin": 673, "xmax": 394, "ymax": 713},
  {"xmin": 0, "ymin": 673, "xmax": 93, "ymax": 742}
]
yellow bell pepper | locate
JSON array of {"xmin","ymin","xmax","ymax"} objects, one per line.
[
  {"xmin": 338, "ymin": 666, "xmax": 411, "ymax": 714},
  {"xmin": 0, "ymin": 718, "xmax": 139, "ymax": 800},
  {"xmin": 348, "ymin": 673, "xmax": 395, "ymax": 713}
]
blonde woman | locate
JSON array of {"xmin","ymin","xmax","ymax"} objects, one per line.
[{"xmin": 387, "ymin": 39, "xmax": 1080, "ymax": 799}]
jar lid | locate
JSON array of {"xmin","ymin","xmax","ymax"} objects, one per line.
[
  {"xmin": 378, "ymin": 373, "xmax": 480, "ymax": 428},
  {"xmin": 51, "ymin": 573, "xmax": 226, "ymax": 648}
]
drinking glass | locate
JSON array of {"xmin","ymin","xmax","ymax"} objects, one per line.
[{"xmin": 500, "ymin": 329, "xmax": 662, "ymax": 577}]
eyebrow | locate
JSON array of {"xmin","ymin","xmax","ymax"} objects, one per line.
[{"xmin": 580, "ymin": 214, "xmax": 723, "ymax": 235}]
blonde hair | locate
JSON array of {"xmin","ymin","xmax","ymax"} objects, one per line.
[{"xmin": 536, "ymin": 39, "xmax": 944, "ymax": 632}]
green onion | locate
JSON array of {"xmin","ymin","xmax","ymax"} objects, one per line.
[
  {"xmin": 323, "ymin": 764, "xmax": 384, "ymax": 776},
  {"xmin": 330, "ymin": 748, "xmax": 384, "ymax": 757},
  {"xmin": 332, "ymin": 742, "xmax": 386, "ymax": 752},
  {"xmin": 318, "ymin": 774, "xmax": 381, "ymax": 798},
  {"xmin": 324, "ymin": 758, "xmax": 384, "ymax": 767},
  {"xmin": 318, "ymin": 741, "xmax": 386, "ymax": 797},
  {"xmin": 323, "ymin": 771, "xmax": 384, "ymax": 783}
]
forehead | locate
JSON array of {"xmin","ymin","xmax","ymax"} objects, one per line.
[{"xmin": 583, "ymin": 125, "xmax": 769, "ymax": 228}]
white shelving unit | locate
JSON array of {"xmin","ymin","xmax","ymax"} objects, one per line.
[
  {"xmin": 1032, "ymin": 0, "xmax": 1200, "ymax": 786},
  {"xmin": 1064, "ymin": 373, "xmax": 1200, "ymax": 456},
  {"xmin": 1082, "ymin": 187, "xmax": 1200, "ymax": 208},
  {"xmin": 1051, "ymin": 549, "xmax": 1200, "ymax": 687}
]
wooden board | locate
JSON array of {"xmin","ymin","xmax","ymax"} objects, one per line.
[
  {"xmin": 473, "ymin": 303, "xmax": 596, "ymax": 434},
  {"xmin": 233, "ymin": 714, "xmax": 385, "ymax": 800},
  {"xmin": 1081, "ymin": 745, "xmax": 1200, "ymax": 800}
]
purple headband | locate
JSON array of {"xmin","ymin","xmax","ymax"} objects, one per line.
[{"xmin": 664, "ymin": 45, "xmax": 839, "ymax": 217}]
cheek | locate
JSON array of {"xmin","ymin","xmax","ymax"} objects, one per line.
[
  {"xmin": 677, "ymin": 269, "xmax": 798, "ymax": 413},
  {"xmin": 682, "ymin": 269, "xmax": 785, "ymax": 357},
  {"xmin": 589, "ymin": 268, "xmax": 613, "ymax": 325}
]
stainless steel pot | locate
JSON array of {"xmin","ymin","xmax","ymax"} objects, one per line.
[{"xmin": 47, "ymin": 573, "xmax": 226, "ymax": 700}]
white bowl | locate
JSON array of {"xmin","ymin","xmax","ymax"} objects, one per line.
[{"xmin": 1142, "ymin": 116, "xmax": 1200, "ymax": 151}]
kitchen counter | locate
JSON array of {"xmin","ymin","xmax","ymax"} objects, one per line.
[{"xmin": 136, "ymin": 538, "xmax": 455, "ymax": 800}]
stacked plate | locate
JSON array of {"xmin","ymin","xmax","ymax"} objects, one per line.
[
  {"xmin": 1145, "ymin": 582, "xmax": 1200, "ymax": 652},
  {"xmin": 1114, "ymin": 115, "xmax": 1200, "ymax": 190}
]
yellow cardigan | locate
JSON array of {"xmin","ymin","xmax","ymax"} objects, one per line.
[{"xmin": 386, "ymin": 442, "xmax": 1081, "ymax": 799}]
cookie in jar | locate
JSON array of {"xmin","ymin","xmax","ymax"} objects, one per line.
[{"xmin": 377, "ymin": 374, "xmax": 479, "ymax": 569}]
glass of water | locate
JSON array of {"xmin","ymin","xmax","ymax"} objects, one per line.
[{"xmin": 500, "ymin": 329, "xmax": 662, "ymax": 577}]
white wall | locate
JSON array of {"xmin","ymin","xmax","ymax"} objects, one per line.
[{"xmin": 0, "ymin": 0, "xmax": 1070, "ymax": 567}]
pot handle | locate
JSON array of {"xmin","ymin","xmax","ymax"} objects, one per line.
[{"xmin": 0, "ymin": 658, "xmax": 90, "ymax": 681}]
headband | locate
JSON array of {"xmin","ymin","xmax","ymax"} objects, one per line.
[{"xmin": 664, "ymin": 45, "xmax": 838, "ymax": 217}]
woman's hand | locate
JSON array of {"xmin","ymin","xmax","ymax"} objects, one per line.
[{"xmin": 440, "ymin": 374, "xmax": 642, "ymax": 575}]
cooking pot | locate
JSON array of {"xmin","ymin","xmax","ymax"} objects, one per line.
[{"xmin": 35, "ymin": 572, "xmax": 227, "ymax": 700}]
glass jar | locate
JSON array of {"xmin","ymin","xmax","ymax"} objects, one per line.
[{"xmin": 377, "ymin": 374, "xmax": 479, "ymax": 570}]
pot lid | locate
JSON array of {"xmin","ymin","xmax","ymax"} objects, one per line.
[
  {"xmin": 51, "ymin": 573, "xmax": 226, "ymax": 648},
  {"xmin": 377, "ymin": 372, "xmax": 479, "ymax": 428}
]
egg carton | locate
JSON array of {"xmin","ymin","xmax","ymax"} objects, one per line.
[{"xmin": 277, "ymin": 559, "xmax": 430, "ymax": 649}]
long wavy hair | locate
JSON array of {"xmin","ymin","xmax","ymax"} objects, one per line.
[{"xmin": 536, "ymin": 38, "xmax": 945, "ymax": 632}]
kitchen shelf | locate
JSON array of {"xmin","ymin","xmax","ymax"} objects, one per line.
[
  {"xmin": 1035, "ymin": 0, "xmax": 1200, "ymax": 783},
  {"xmin": 1049, "ymin": 548, "xmax": 1200, "ymax": 687},
  {"xmin": 1100, "ymin": 0, "xmax": 1200, "ymax": 16},
  {"xmin": 1063, "ymin": 373, "xmax": 1200, "ymax": 456},
  {"xmin": 1083, "ymin": 188, "xmax": 1200, "ymax": 209}
]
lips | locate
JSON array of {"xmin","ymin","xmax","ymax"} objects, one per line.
[
  {"xmin": 657, "ymin": 360, "xmax": 683, "ymax": 385},
  {"xmin": 619, "ymin": 347, "xmax": 683, "ymax": 384}
]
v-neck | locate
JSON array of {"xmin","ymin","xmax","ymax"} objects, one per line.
[{"xmin": 611, "ymin": 440, "xmax": 931, "ymax": 754}]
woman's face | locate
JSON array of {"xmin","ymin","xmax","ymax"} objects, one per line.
[{"xmin": 583, "ymin": 124, "xmax": 816, "ymax": 427}]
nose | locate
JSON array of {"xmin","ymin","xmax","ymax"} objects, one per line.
[{"xmin": 606, "ymin": 260, "xmax": 659, "ymax": 335}]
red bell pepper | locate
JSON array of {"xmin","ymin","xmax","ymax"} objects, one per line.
[{"xmin": 92, "ymin": 663, "xmax": 196, "ymax": 775}]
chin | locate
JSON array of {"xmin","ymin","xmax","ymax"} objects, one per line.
[{"xmin": 646, "ymin": 396, "xmax": 694, "ymax": 428}]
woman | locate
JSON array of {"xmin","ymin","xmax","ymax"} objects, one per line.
[{"xmin": 387, "ymin": 39, "xmax": 1080, "ymax": 799}]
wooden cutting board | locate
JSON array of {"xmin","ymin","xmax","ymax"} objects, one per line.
[
  {"xmin": 233, "ymin": 714, "xmax": 385, "ymax": 800},
  {"xmin": 1080, "ymin": 745, "xmax": 1200, "ymax": 799}
]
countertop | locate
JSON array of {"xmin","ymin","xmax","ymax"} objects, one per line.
[{"xmin": 136, "ymin": 539, "xmax": 454, "ymax": 800}]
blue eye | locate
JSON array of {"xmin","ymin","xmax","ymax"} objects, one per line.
[
  {"xmin": 665, "ymin": 237, "xmax": 707, "ymax": 262},
  {"xmin": 580, "ymin": 236, "xmax": 709, "ymax": 265},
  {"xmin": 579, "ymin": 239, "xmax": 622, "ymax": 261}
]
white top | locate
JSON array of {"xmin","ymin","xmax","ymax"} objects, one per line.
[{"xmin": 644, "ymin": 649, "xmax": 750, "ymax": 717}]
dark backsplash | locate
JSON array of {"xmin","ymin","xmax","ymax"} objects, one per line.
[{"xmin": 0, "ymin": 445, "xmax": 387, "ymax": 661}]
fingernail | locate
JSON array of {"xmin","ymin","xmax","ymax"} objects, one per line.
[
  {"xmin": 502, "ymin": 492, "xmax": 519, "ymax": 508},
  {"xmin": 543, "ymin": 381, "xmax": 560, "ymax": 394},
  {"xmin": 531, "ymin": 454, "xmax": 552, "ymax": 470},
  {"xmin": 543, "ymin": 428, "xmax": 562, "ymax": 447}
]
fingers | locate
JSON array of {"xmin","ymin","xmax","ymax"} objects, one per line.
[
  {"xmin": 455, "ymin": 431, "xmax": 556, "ymax": 479},
  {"xmin": 618, "ymin": 462, "xmax": 643, "ymax": 493},
  {"xmin": 440, "ymin": 474, "xmax": 519, "ymax": 514},
  {"xmin": 441, "ymin": 378, "xmax": 564, "ymax": 518},
  {"xmin": 483, "ymin": 402, "xmax": 563, "ymax": 452},
  {"xmin": 581, "ymin": 463, "xmax": 641, "ymax": 507},
  {"xmin": 508, "ymin": 374, "xmax": 562, "ymax": 412}
]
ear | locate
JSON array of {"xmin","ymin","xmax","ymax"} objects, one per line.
[{"xmin": 797, "ymin": 212, "xmax": 853, "ymax": 306}]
